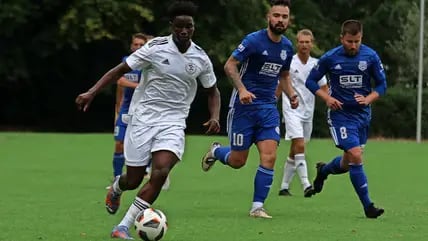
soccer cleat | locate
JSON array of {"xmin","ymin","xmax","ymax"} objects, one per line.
[
  {"xmin": 303, "ymin": 185, "xmax": 315, "ymax": 198},
  {"xmin": 249, "ymin": 208, "xmax": 272, "ymax": 219},
  {"xmin": 111, "ymin": 225, "xmax": 133, "ymax": 239},
  {"xmin": 364, "ymin": 203, "xmax": 385, "ymax": 219},
  {"xmin": 105, "ymin": 186, "xmax": 122, "ymax": 214},
  {"xmin": 201, "ymin": 142, "xmax": 221, "ymax": 172},
  {"xmin": 278, "ymin": 189, "xmax": 292, "ymax": 196},
  {"xmin": 313, "ymin": 162, "xmax": 327, "ymax": 194}
]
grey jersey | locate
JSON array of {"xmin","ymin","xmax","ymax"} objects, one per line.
[{"xmin": 126, "ymin": 35, "xmax": 216, "ymax": 127}]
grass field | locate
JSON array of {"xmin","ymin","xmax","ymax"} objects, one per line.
[{"xmin": 1, "ymin": 132, "xmax": 427, "ymax": 241}]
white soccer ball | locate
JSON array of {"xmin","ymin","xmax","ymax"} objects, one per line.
[{"xmin": 135, "ymin": 208, "xmax": 168, "ymax": 241}]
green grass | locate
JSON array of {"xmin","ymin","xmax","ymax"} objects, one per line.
[{"xmin": 1, "ymin": 133, "xmax": 427, "ymax": 241}]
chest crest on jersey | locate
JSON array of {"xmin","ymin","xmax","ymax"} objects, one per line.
[
  {"xmin": 280, "ymin": 50, "xmax": 287, "ymax": 60},
  {"xmin": 185, "ymin": 63, "xmax": 197, "ymax": 75},
  {"xmin": 358, "ymin": 61, "xmax": 367, "ymax": 71}
]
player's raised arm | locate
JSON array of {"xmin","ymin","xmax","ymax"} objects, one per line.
[{"xmin": 76, "ymin": 62, "xmax": 132, "ymax": 112}]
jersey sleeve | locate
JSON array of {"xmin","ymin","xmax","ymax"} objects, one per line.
[
  {"xmin": 306, "ymin": 55, "xmax": 329, "ymax": 94},
  {"xmin": 125, "ymin": 44, "xmax": 152, "ymax": 70},
  {"xmin": 231, "ymin": 35, "xmax": 256, "ymax": 63},
  {"xmin": 198, "ymin": 55, "xmax": 217, "ymax": 88},
  {"xmin": 281, "ymin": 48, "xmax": 293, "ymax": 72},
  {"xmin": 370, "ymin": 53, "xmax": 387, "ymax": 96}
]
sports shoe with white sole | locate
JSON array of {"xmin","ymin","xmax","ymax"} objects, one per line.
[
  {"xmin": 249, "ymin": 207, "xmax": 272, "ymax": 219},
  {"xmin": 111, "ymin": 225, "xmax": 133, "ymax": 239},
  {"xmin": 201, "ymin": 142, "xmax": 221, "ymax": 172}
]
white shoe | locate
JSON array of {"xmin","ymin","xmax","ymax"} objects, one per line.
[
  {"xmin": 201, "ymin": 142, "xmax": 221, "ymax": 172},
  {"xmin": 249, "ymin": 208, "xmax": 272, "ymax": 219}
]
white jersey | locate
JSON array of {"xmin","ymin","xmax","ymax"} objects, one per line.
[
  {"xmin": 282, "ymin": 54, "xmax": 327, "ymax": 121},
  {"xmin": 126, "ymin": 35, "xmax": 216, "ymax": 127}
]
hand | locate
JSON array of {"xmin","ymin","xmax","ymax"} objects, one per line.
[
  {"xmin": 354, "ymin": 93, "xmax": 370, "ymax": 106},
  {"xmin": 325, "ymin": 96, "xmax": 343, "ymax": 110},
  {"xmin": 75, "ymin": 91, "xmax": 95, "ymax": 112},
  {"xmin": 238, "ymin": 88, "xmax": 256, "ymax": 104},
  {"xmin": 289, "ymin": 94, "xmax": 299, "ymax": 109},
  {"xmin": 203, "ymin": 119, "xmax": 220, "ymax": 134}
]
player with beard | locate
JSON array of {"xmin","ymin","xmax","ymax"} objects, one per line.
[{"xmin": 201, "ymin": 0, "xmax": 297, "ymax": 219}]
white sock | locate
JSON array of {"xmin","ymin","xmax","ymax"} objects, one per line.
[
  {"xmin": 280, "ymin": 158, "xmax": 296, "ymax": 190},
  {"xmin": 112, "ymin": 175, "xmax": 122, "ymax": 194},
  {"xmin": 118, "ymin": 197, "xmax": 150, "ymax": 228},
  {"xmin": 251, "ymin": 201, "xmax": 264, "ymax": 212},
  {"xmin": 294, "ymin": 153, "xmax": 311, "ymax": 190}
]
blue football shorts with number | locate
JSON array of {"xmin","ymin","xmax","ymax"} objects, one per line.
[
  {"xmin": 328, "ymin": 109, "xmax": 370, "ymax": 151},
  {"xmin": 114, "ymin": 113, "xmax": 128, "ymax": 142},
  {"xmin": 228, "ymin": 105, "xmax": 281, "ymax": 151}
]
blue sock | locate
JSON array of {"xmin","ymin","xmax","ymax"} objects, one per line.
[
  {"xmin": 113, "ymin": 152, "xmax": 125, "ymax": 176},
  {"xmin": 349, "ymin": 164, "xmax": 372, "ymax": 209},
  {"xmin": 213, "ymin": 146, "xmax": 231, "ymax": 165},
  {"xmin": 253, "ymin": 165, "xmax": 274, "ymax": 203},
  {"xmin": 321, "ymin": 156, "xmax": 347, "ymax": 176}
]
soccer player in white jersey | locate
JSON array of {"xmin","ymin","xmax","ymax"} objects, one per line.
[
  {"xmin": 75, "ymin": 1, "xmax": 221, "ymax": 239},
  {"xmin": 278, "ymin": 29, "xmax": 328, "ymax": 197}
]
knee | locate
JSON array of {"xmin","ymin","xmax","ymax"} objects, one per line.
[
  {"xmin": 229, "ymin": 158, "xmax": 246, "ymax": 169},
  {"xmin": 346, "ymin": 148, "xmax": 363, "ymax": 164},
  {"xmin": 260, "ymin": 153, "xmax": 276, "ymax": 169},
  {"xmin": 125, "ymin": 178, "xmax": 141, "ymax": 190}
]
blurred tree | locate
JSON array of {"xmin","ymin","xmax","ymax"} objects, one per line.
[{"xmin": 387, "ymin": 1, "xmax": 428, "ymax": 86}]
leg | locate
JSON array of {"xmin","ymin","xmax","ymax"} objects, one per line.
[
  {"xmin": 346, "ymin": 147, "xmax": 384, "ymax": 218},
  {"xmin": 249, "ymin": 139, "xmax": 277, "ymax": 219},
  {"xmin": 201, "ymin": 108, "xmax": 253, "ymax": 171},
  {"xmin": 112, "ymin": 123, "xmax": 127, "ymax": 178},
  {"xmin": 201, "ymin": 142, "xmax": 250, "ymax": 171},
  {"xmin": 290, "ymin": 138, "xmax": 313, "ymax": 196},
  {"xmin": 112, "ymin": 141, "xmax": 125, "ymax": 176},
  {"xmin": 112, "ymin": 152, "xmax": 178, "ymax": 239},
  {"xmin": 278, "ymin": 156, "xmax": 295, "ymax": 196},
  {"xmin": 106, "ymin": 165, "xmax": 147, "ymax": 215}
]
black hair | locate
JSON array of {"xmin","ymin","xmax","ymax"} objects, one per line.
[
  {"xmin": 167, "ymin": 1, "xmax": 198, "ymax": 21},
  {"xmin": 341, "ymin": 19, "xmax": 363, "ymax": 36},
  {"xmin": 270, "ymin": 0, "xmax": 291, "ymax": 7}
]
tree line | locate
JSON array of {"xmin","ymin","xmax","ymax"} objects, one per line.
[{"xmin": 0, "ymin": 0, "xmax": 426, "ymax": 137}]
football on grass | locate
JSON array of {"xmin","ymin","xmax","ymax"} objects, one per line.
[{"xmin": 135, "ymin": 208, "xmax": 168, "ymax": 241}]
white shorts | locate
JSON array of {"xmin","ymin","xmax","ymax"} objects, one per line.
[
  {"xmin": 283, "ymin": 113, "xmax": 313, "ymax": 142},
  {"xmin": 124, "ymin": 122, "xmax": 185, "ymax": 167}
]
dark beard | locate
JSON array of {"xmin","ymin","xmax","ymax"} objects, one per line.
[{"xmin": 269, "ymin": 22, "xmax": 286, "ymax": 35}]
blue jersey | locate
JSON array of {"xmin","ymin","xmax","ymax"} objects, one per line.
[
  {"xmin": 119, "ymin": 56, "xmax": 142, "ymax": 114},
  {"xmin": 229, "ymin": 29, "xmax": 293, "ymax": 110},
  {"xmin": 306, "ymin": 44, "xmax": 386, "ymax": 112},
  {"xmin": 306, "ymin": 44, "xmax": 387, "ymax": 150}
]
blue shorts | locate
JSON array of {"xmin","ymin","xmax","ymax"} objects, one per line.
[
  {"xmin": 227, "ymin": 106, "xmax": 280, "ymax": 151},
  {"xmin": 328, "ymin": 110, "xmax": 369, "ymax": 151},
  {"xmin": 114, "ymin": 113, "xmax": 128, "ymax": 142}
]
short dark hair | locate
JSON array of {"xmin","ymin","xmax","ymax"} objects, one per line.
[
  {"xmin": 167, "ymin": 1, "xmax": 198, "ymax": 21},
  {"xmin": 341, "ymin": 19, "xmax": 363, "ymax": 36},
  {"xmin": 270, "ymin": 0, "xmax": 291, "ymax": 7}
]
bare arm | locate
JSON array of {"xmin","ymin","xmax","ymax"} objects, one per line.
[
  {"xmin": 279, "ymin": 70, "xmax": 298, "ymax": 109},
  {"xmin": 76, "ymin": 62, "xmax": 132, "ymax": 112},
  {"xmin": 117, "ymin": 77, "xmax": 139, "ymax": 89},
  {"xmin": 224, "ymin": 56, "xmax": 256, "ymax": 104},
  {"xmin": 202, "ymin": 85, "xmax": 221, "ymax": 134}
]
